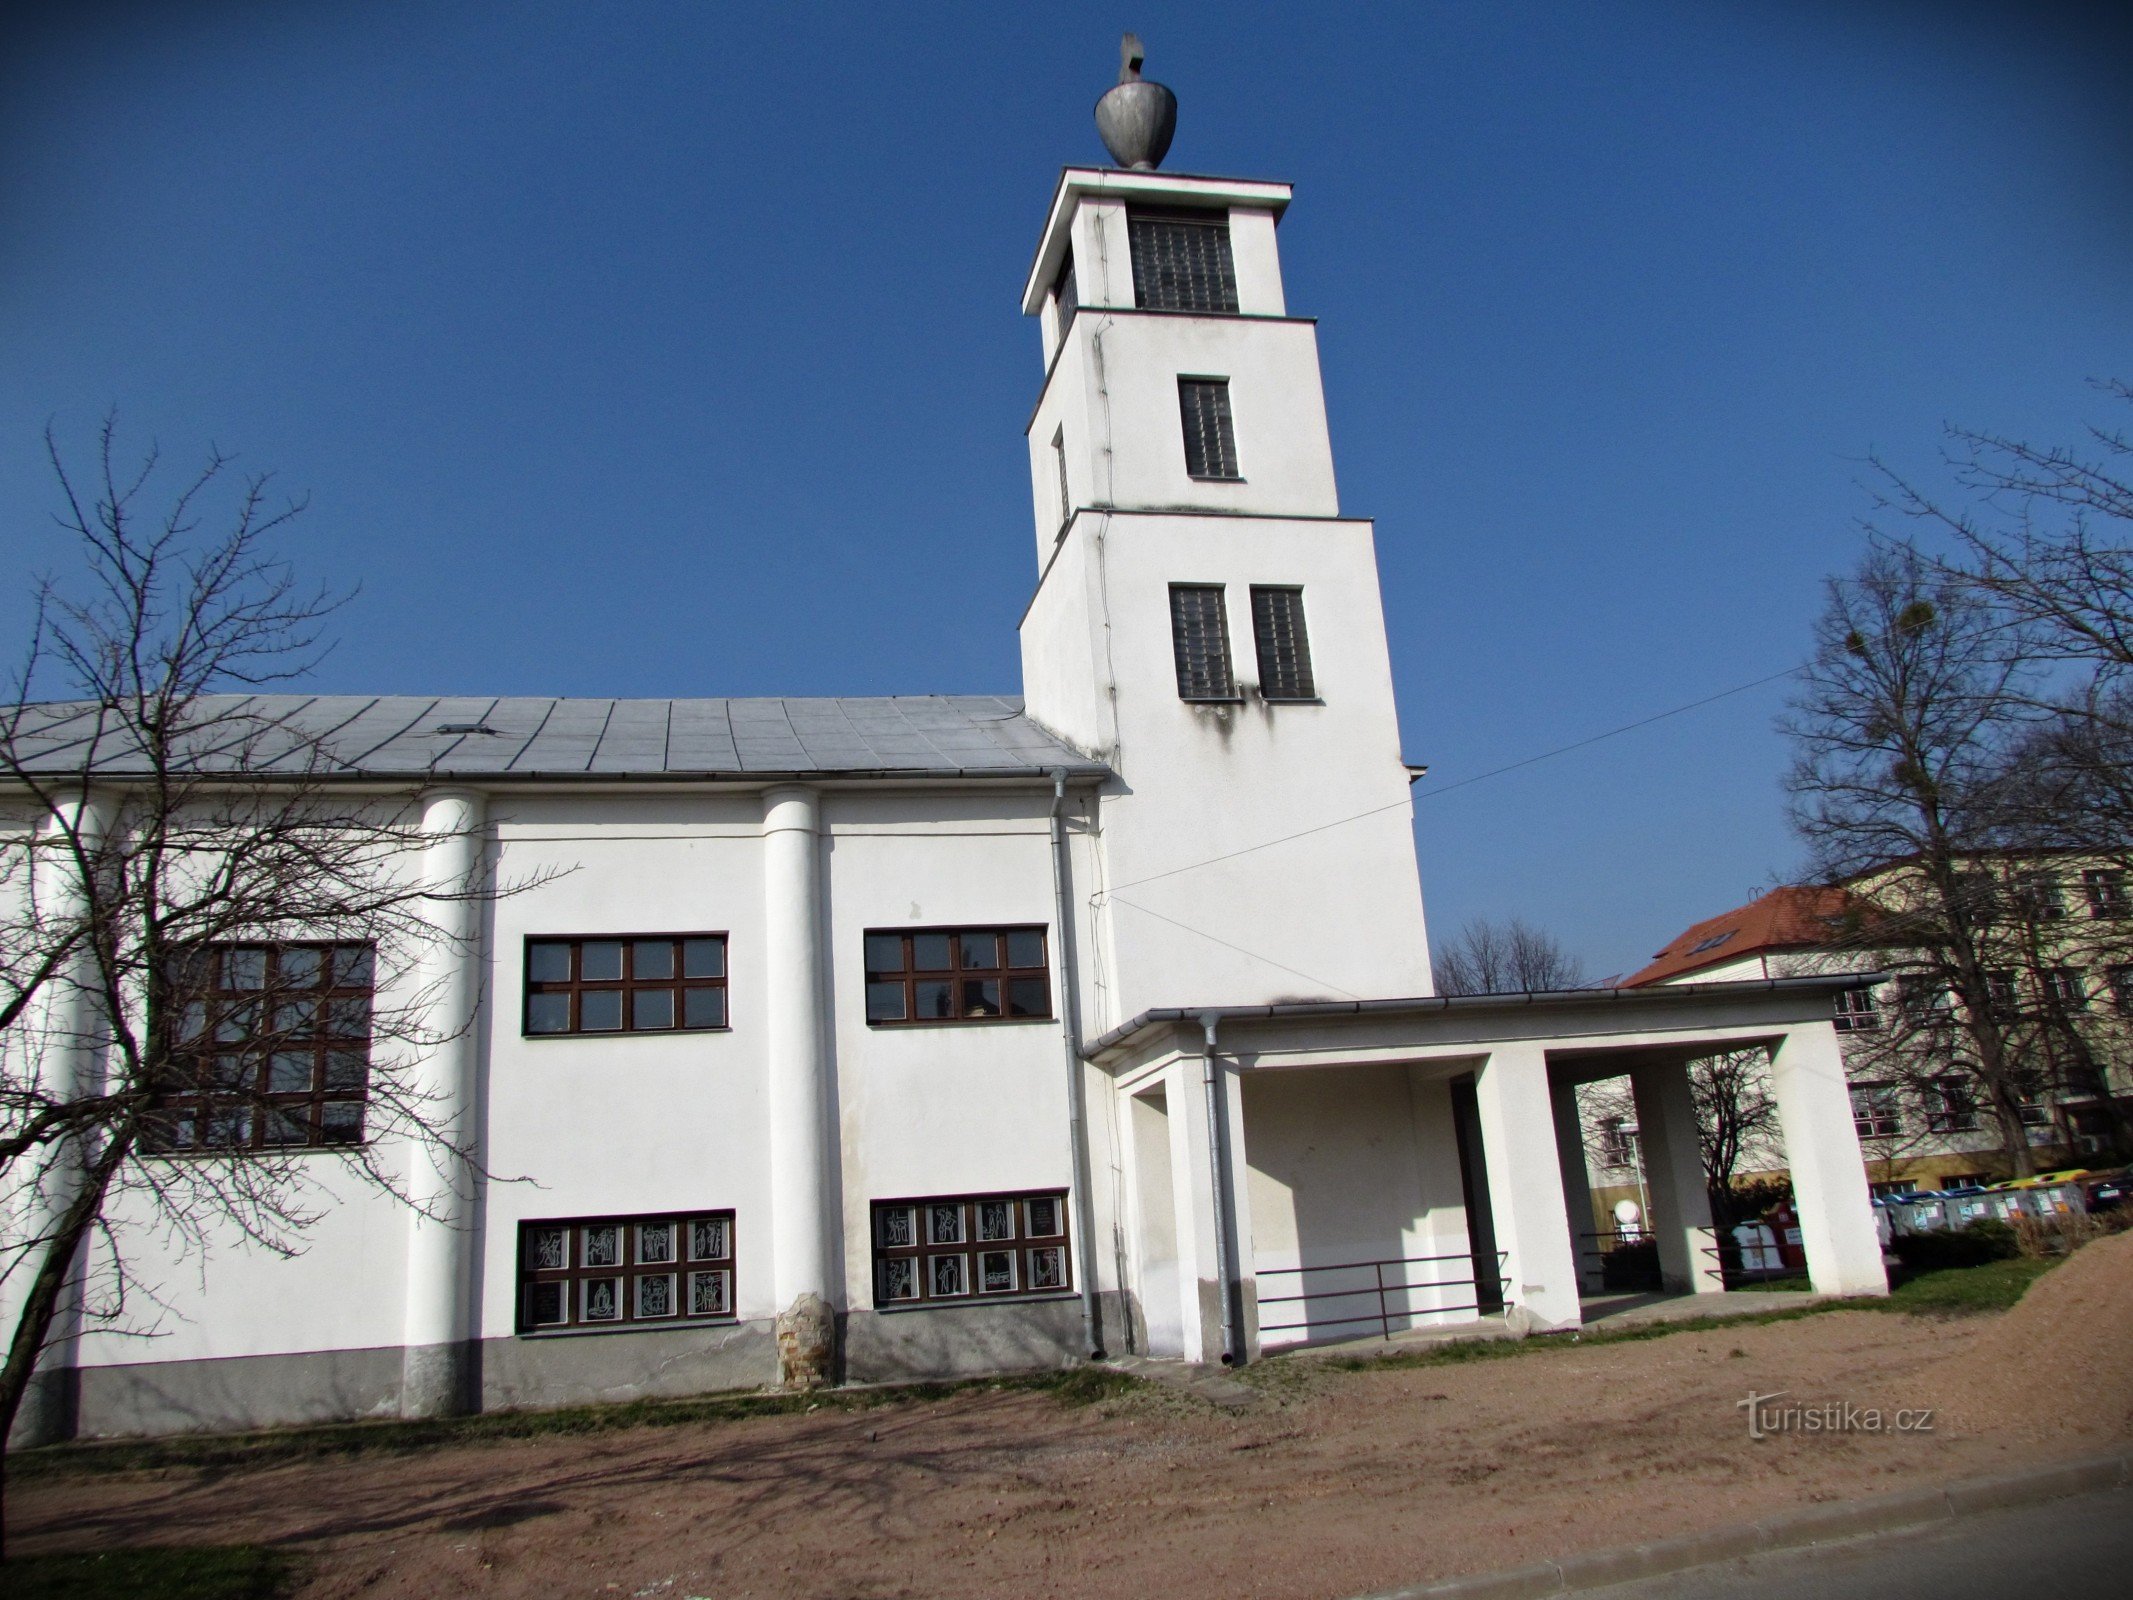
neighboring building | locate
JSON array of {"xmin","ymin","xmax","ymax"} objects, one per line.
[
  {"xmin": 2, "ymin": 73, "xmax": 1893, "ymax": 1446},
  {"xmin": 1586, "ymin": 861, "xmax": 2133, "ymax": 1215}
]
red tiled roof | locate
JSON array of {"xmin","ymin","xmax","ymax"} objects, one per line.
[{"xmin": 1623, "ymin": 885, "xmax": 1856, "ymax": 987}]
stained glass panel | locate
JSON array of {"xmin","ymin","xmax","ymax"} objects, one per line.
[
  {"xmin": 636, "ymin": 1274, "xmax": 675, "ymax": 1318},
  {"xmin": 930, "ymin": 1254, "xmax": 968, "ymax": 1297},
  {"xmin": 1026, "ymin": 1197, "xmax": 1061, "ymax": 1237},
  {"xmin": 1028, "ymin": 1247, "xmax": 1066, "ymax": 1290},
  {"xmin": 878, "ymin": 1208, "xmax": 915, "ymax": 1249},
  {"xmin": 690, "ymin": 1217, "xmax": 731, "ymax": 1261},
  {"xmin": 978, "ymin": 1201, "xmax": 1013, "ymax": 1241},
  {"xmin": 583, "ymin": 1224, "xmax": 620, "ymax": 1267},
  {"xmin": 979, "ymin": 1251, "xmax": 1016, "ymax": 1293},
  {"xmin": 927, "ymin": 1205, "xmax": 964, "ymax": 1245},
  {"xmin": 880, "ymin": 1258, "xmax": 919, "ymax": 1301},
  {"xmin": 581, "ymin": 1277, "xmax": 622, "ymax": 1321},
  {"xmin": 639, "ymin": 1222, "xmax": 674, "ymax": 1263},
  {"xmin": 691, "ymin": 1269, "xmax": 733, "ymax": 1315},
  {"xmin": 531, "ymin": 1227, "xmax": 568, "ymax": 1269},
  {"xmin": 529, "ymin": 1282, "xmax": 565, "ymax": 1325}
]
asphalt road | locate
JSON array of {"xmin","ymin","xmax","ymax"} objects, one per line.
[{"xmin": 1578, "ymin": 1485, "xmax": 2133, "ymax": 1600}]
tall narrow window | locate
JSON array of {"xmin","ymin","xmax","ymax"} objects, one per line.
[
  {"xmin": 1053, "ymin": 248, "xmax": 1078, "ymax": 339},
  {"xmin": 1178, "ymin": 378, "xmax": 1239, "ymax": 480},
  {"xmin": 1127, "ymin": 208, "xmax": 1238, "ymax": 312},
  {"xmin": 1052, "ymin": 429, "xmax": 1071, "ymax": 533},
  {"xmin": 1170, "ymin": 584, "xmax": 1237, "ymax": 701},
  {"xmin": 1250, "ymin": 586, "xmax": 1315, "ymax": 700}
]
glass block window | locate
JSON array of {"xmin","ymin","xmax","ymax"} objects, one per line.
[
  {"xmin": 1250, "ymin": 586, "xmax": 1315, "ymax": 701},
  {"xmin": 1178, "ymin": 378, "xmax": 1240, "ymax": 480},
  {"xmin": 863, "ymin": 926, "xmax": 1050, "ymax": 1026},
  {"xmin": 518, "ymin": 1209, "xmax": 735, "ymax": 1333},
  {"xmin": 1053, "ymin": 428, "xmax": 1072, "ymax": 533},
  {"xmin": 872, "ymin": 1191, "xmax": 1070, "ymax": 1307},
  {"xmin": 1053, "ymin": 247, "xmax": 1078, "ymax": 339},
  {"xmin": 1127, "ymin": 208, "xmax": 1238, "ymax": 313},
  {"xmin": 524, "ymin": 934, "xmax": 728, "ymax": 1035},
  {"xmin": 1170, "ymin": 584, "xmax": 1237, "ymax": 701},
  {"xmin": 149, "ymin": 942, "xmax": 374, "ymax": 1152}
]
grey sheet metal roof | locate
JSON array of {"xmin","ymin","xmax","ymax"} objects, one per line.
[{"xmin": 7, "ymin": 695, "xmax": 1109, "ymax": 783}]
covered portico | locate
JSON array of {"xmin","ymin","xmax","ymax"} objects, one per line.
[{"xmin": 1084, "ymin": 976, "xmax": 1887, "ymax": 1365}]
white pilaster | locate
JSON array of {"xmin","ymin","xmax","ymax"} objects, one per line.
[
  {"xmin": 4, "ymin": 791, "xmax": 112, "ymax": 1447},
  {"xmin": 1473, "ymin": 1045, "xmax": 1582, "ymax": 1332},
  {"xmin": 1630, "ymin": 1062, "xmax": 1724, "ymax": 1295},
  {"xmin": 762, "ymin": 785, "xmax": 834, "ymax": 1384},
  {"xmin": 399, "ymin": 787, "xmax": 487, "ymax": 1418},
  {"xmin": 1769, "ymin": 1024, "xmax": 1888, "ymax": 1297},
  {"xmin": 1549, "ymin": 1078, "xmax": 1602, "ymax": 1293}
]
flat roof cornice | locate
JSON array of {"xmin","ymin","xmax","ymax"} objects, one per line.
[{"xmin": 1082, "ymin": 973, "xmax": 1887, "ymax": 1062}]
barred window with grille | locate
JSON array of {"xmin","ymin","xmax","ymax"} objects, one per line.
[
  {"xmin": 1127, "ymin": 208, "xmax": 1239, "ymax": 312},
  {"xmin": 1250, "ymin": 586, "xmax": 1315, "ymax": 700},
  {"xmin": 1170, "ymin": 584, "xmax": 1237, "ymax": 701},
  {"xmin": 1178, "ymin": 378, "xmax": 1240, "ymax": 480}
]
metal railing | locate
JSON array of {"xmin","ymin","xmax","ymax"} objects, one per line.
[{"xmin": 1255, "ymin": 1250, "xmax": 1510, "ymax": 1344}]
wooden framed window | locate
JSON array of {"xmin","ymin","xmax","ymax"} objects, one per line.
[
  {"xmin": 523, "ymin": 934, "xmax": 728, "ymax": 1036},
  {"xmin": 1178, "ymin": 377, "xmax": 1240, "ymax": 480},
  {"xmin": 1127, "ymin": 207, "xmax": 1238, "ymax": 313},
  {"xmin": 2083, "ymin": 868, "xmax": 2129, "ymax": 919},
  {"xmin": 1924, "ymin": 1076, "xmax": 1979, "ymax": 1134},
  {"xmin": 863, "ymin": 926, "xmax": 1050, "ymax": 1026},
  {"xmin": 872, "ymin": 1190, "xmax": 1071, "ymax": 1308},
  {"xmin": 2043, "ymin": 966, "xmax": 2089, "ymax": 1011},
  {"xmin": 1250, "ymin": 586, "xmax": 1315, "ymax": 701},
  {"xmin": 1832, "ymin": 987, "xmax": 1880, "ymax": 1032},
  {"xmin": 517, "ymin": 1209, "xmax": 736, "ymax": 1333},
  {"xmin": 150, "ymin": 942, "xmax": 373, "ymax": 1152},
  {"xmin": 1170, "ymin": 584, "xmax": 1237, "ymax": 701},
  {"xmin": 1850, "ymin": 1082, "xmax": 1903, "ymax": 1139}
]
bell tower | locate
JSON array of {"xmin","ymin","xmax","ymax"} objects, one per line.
[{"xmin": 1018, "ymin": 44, "xmax": 1434, "ymax": 1028}]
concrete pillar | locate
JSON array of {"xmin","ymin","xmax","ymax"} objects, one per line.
[
  {"xmin": 1160, "ymin": 1038, "xmax": 1254, "ymax": 1366},
  {"xmin": 399, "ymin": 788, "xmax": 488, "ymax": 1418},
  {"xmin": 4, "ymin": 792, "xmax": 111, "ymax": 1448},
  {"xmin": 1549, "ymin": 1077, "xmax": 1603, "ymax": 1293},
  {"xmin": 763, "ymin": 785, "xmax": 834, "ymax": 1387},
  {"xmin": 1769, "ymin": 1025, "xmax": 1888, "ymax": 1297},
  {"xmin": 1630, "ymin": 1062, "xmax": 1725, "ymax": 1295},
  {"xmin": 1472, "ymin": 1044, "xmax": 1582, "ymax": 1333}
]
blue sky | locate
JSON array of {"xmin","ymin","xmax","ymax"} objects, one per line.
[{"xmin": 5, "ymin": 2, "xmax": 2129, "ymax": 977}]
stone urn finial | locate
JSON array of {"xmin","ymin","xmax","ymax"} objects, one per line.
[{"xmin": 1094, "ymin": 32, "xmax": 1176, "ymax": 170}]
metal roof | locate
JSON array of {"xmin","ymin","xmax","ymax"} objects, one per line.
[{"xmin": 6, "ymin": 695, "xmax": 1110, "ymax": 784}]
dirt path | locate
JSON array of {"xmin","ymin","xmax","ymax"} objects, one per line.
[{"xmin": 17, "ymin": 1239, "xmax": 2133, "ymax": 1600}]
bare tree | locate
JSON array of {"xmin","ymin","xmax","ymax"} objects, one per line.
[
  {"xmin": 0, "ymin": 420, "xmax": 540, "ymax": 1546},
  {"xmin": 1691, "ymin": 1048, "xmax": 1784, "ymax": 1227},
  {"xmin": 1781, "ymin": 545, "xmax": 2056, "ymax": 1174},
  {"xmin": 1432, "ymin": 916, "xmax": 1588, "ymax": 996}
]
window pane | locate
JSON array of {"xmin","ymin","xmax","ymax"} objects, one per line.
[
  {"xmin": 1028, "ymin": 1246, "xmax": 1066, "ymax": 1290},
  {"xmin": 205, "ymin": 1107, "xmax": 252, "ymax": 1146},
  {"xmin": 1127, "ymin": 210, "xmax": 1239, "ymax": 312},
  {"xmin": 529, "ymin": 1226, "xmax": 569, "ymax": 1269},
  {"xmin": 689, "ymin": 1269, "xmax": 732, "ymax": 1316},
  {"xmin": 527, "ymin": 992, "xmax": 571, "ymax": 1033},
  {"xmin": 281, "ymin": 947, "xmax": 326, "ymax": 988},
  {"xmin": 690, "ymin": 1216, "xmax": 731, "ymax": 1261},
  {"xmin": 332, "ymin": 945, "xmax": 376, "ymax": 989},
  {"xmin": 1005, "ymin": 930, "xmax": 1045, "ymax": 969},
  {"xmin": 980, "ymin": 1251, "xmax": 1017, "ymax": 1293},
  {"xmin": 879, "ymin": 1258, "xmax": 918, "ymax": 1302},
  {"xmin": 583, "ymin": 1224, "xmax": 621, "ymax": 1266},
  {"xmin": 866, "ymin": 982, "xmax": 906, "ymax": 1022},
  {"xmin": 528, "ymin": 943, "xmax": 572, "ymax": 983},
  {"xmin": 210, "ymin": 1054, "xmax": 251, "ymax": 1089},
  {"xmin": 529, "ymin": 1282, "xmax": 565, "ymax": 1326},
  {"xmin": 636, "ymin": 1274, "xmax": 676, "ymax": 1318},
  {"xmin": 915, "ymin": 980, "xmax": 954, "ymax": 1020},
  {"xmin": 959, "ymin": 932, "xmax": 1000, "ymax": 969},
  {"xmin": 1026, "ymin": 1196, "xmax": 1061, "ymax": 1236},
  {"xmin": 863, "ymin": 934, "xmax": 904, "ymax": 974},
  {"xmin": 273, "ymin": 997, "xmax": 319, "ymax": 1035},
  {"xmin": 929, "ymin": 1255, "xmax": 969, "ymax": 1297},
  {"xmin": 876, "ymin": 1207, "xmax": 916, "ymax": 1248},
  {"xmin": 267, "ymin": 1051, "xmax": 314, "ymax": 1093},
  {"xmin": 1251, "ymin": 587, "xmax": 1316, "ymax": 700},
  {"xmin": 328, "ymin": 997, "xmax": 370, "ymax": 1038},
  {"xmin": 581, "ymin": 1278, "xmax": 622, "ymax": 1322},
  {"xmin": 226, "ymin": 948, "xmax": 268, "ymax": 990},
  {"xmin": 927, "ymin": 1204, "xmax": 964, "ymax": 1244},
  {"xmin": 632, "ymin": 940, "xmax": 675, "ymax": 980},
  {"xmin": 580, "ymin": 990, "xmax": 624, "ymax": 1031},
  {"xmin": 632, "ymin": 989, "xmax": 675, "ymax": 1030},
  {"xmin": 978, "ymin": 1200, "xmax": 1015, "ymax": 1241},
  {"xmin": 683, "ymin": 938, "xmax": 725, "ymax": 978},
  {"xmin": 581, "ymin": 941, "xmax": 625, "ymax": 981},
  {"xmin": 260, "ymin": 1108, "xmax": 309, "ymax": 1145},
  {"xmin": 1007, "ymin": 977, "xmax": 1049, "ymax": 1018},
  {"xmin": 215, "ymin": 1001, "xmax": 259, "ymax": 1042},
  {"xmin": 1170, "ymin": 585, "xmax": 1236, "ymax": 699},
  {"xmin": 913, "ymin": 933, "xmax": 953, "ymax": 971},
  {"xmin": 1178, "ymin": 378, "xmax": 1240, "ymax": 480},
  {"xmin": 325, "ymin": 1049, "xmax": 367, "ymax": 1090},
  {"xmin": 960, "ymin": 979, "xmax": 1001, "ymax": 1018},
  {"xmin": 683, "ymin": 986, "xmax": 727, "ymax": 1029}
]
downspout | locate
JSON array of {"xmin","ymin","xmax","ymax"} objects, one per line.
[
  {"xmin": 1199, "ymin": 1011, "xmax": 1240, "ymax": 1366},
  {"xmin": 1050, "ymin": 769, "xmax": 1105, "ymax": 1359}
]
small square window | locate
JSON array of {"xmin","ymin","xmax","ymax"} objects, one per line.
[
  {"xmin": 864, "ymin": 927, "xmax": 1050, "ymax": 1027},
  {"xmin": 979, "ymin": 1251, "xmax": 1018, "ymax": 1294},
  {"xmin": 581, "ymin": 941, "xmax": 625, "ymax": 981},
  {"xmin": 929, "ymin": 1255, "xmax": 969, "ymax": 1297},
  {"xmin": 528, "ymin": 943, "xmax": 572, "ymax": 983},
  {"xmin": 683, "ymin": 987, "xmax": 727, "ymax": 1029},
  {"xmin": 519, "ymin": 1211, "xmax": 736, "ymax": 1334},
  {"xmin": 635, "ymin": 1273, "xmax": 677, "ymax": 1319},
  {"xmin": 689, "ymin": 1269, "xmax": 732, "ymax": 1316},
  {"xmin": 528, "ymin": 1282, "xmax": 566, "ymax": 1326},
  {"xmin": 1028, "ymin": 1246, "xmax": 1067, "ymax": 1290},
  {"xmin": 683, "ymin": 938, "xmax": 725, "ymax": 979},
  {"xmin": 690, "ymin": 1215, "xmax": 731, "ymax": 1261},
  {"xmin": 524, "ymin": 935, "xmax": 729, "ymax": 1036},
  {"xmin": 632, "ymin": 940, "xmax": 675, "ymax": 980},
  {"xmin": 638, "ymin": 1221, "xmax": 674, "ymax": 1264},
  {"xmin": 632, "ymin": 989, "xmax": 675, "ymax": 1030},
  {"xmin": 581, "ymin": 1277, "xmax": 623, "ymax": 1322},
  {"xmin": 580, "ymin": 990, "xmax": 624, "ymax": 1032},
  {"xmin": 583, "ymin": 1225, "xmax": 620, "ymax": 1267},
  {"xmin": 870, "ymin": 1192, "xmax": 1069, "ymax": 1308},
  {"xmin": 927, "ymin": 1204, "xmax": 965, "ymax": 1245}
]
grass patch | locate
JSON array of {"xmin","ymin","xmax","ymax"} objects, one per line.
[
  {"xmin": 1302, "ymin": 1253, "xmax": 2061, "ymax": 1375},
  {"xmin": 3, "ymin": 1545, "xmax": 297, "ymax": 1600},
  {"xmin": 12, "ymin": 1366, "xmax": 1143, "ymax": 1483}
]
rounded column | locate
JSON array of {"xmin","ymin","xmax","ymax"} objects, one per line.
[
  {"xmin": 399, "ymin": 787, "xmax": 488, "ymax": 1418},
  {"xmin": 762, "ymin": 784, "xmax": 833, "ymax": 1387}
]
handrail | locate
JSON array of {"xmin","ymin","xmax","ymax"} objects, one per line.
[{"xmin": 1255, "ymin": 1251, "xmax": 1510, "ymax": 1343}]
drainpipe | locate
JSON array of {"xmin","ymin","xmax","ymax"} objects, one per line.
[
  {"xmin": 1199, "ymin": 1011, "xmax": 1240, "ymax": 1366},
  {"xmin": 1050, "ymin": 769, "xmax": 1105, "ymax": 1359}
]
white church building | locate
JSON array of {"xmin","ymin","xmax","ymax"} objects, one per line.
[{"xmin": 5, "ymin": 63, "xmax": 1891, "ymax": 1443}]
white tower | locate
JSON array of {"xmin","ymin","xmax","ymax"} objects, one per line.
[{"xmin": 1018, "ymin": 133, "xmax": 1434, "ymax": 1027}]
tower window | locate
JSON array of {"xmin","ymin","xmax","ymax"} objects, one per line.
[
  {"xmin": 1178, "ymin": 378, "xmax": 1240, "ymax": 481},
  {"xmin": 1052, "ymin": 428, "xmax": 1071, "ymax": 534},
  {"xmin": 1170, "ymin": 584, "xmax": 1238, "ymax": 701},
  {"xmin": 1127, "ymin": 208, "xmax": 1238, "ymax": 313},
  {"xmin": 1054, "ymin": 247, "xmax": 1078, "ymax": 339},
  {"xmin": 1250, "ymin": 586, "xmax": 1316, "ymax": 700}
]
